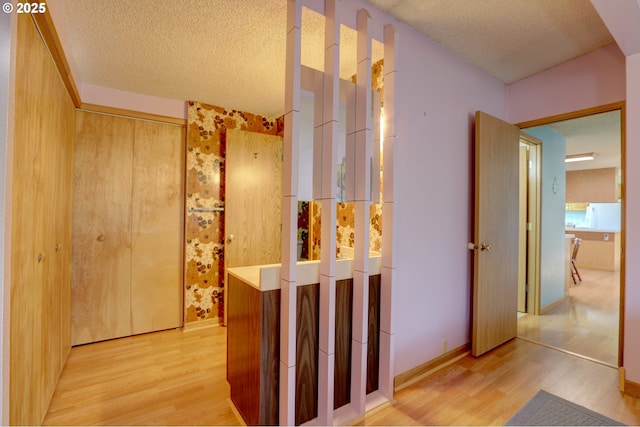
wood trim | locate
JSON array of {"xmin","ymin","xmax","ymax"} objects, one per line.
[
  {"xmin": 517, "ymin": 101, "xmax": 626, "ymax": 368},
  {"xmin": 623, "ymin": 378, "xmax": 640, "ymax": 399},
  {"xmin": 30, "ymin": 7, "xmax": 81, "ymax": 107},
  {"xmin": 79, "ymin": 103, "xmax": 186, "ymax": 126},
  {"xmin": 394, "ymin": 343, "xmax": 470, "ymax": 391},
  {"xmin": 182, "ymin": 317, "xmax": 221, "ymax": 332},
  {"xmin": 515, "ymin": 101, "xmax": 625, "ymax": 129},
  {"xmin": 619, "ymin": 102, "xmax": 626, "ymax": 368}
]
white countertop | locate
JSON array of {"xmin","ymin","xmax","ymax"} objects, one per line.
[
  {"xmin": 566, "ymin": 228, "xmax": 620, "ymax": 233},
  {"xmin": 228, "ymin": 256, "xmax": 383, "ymax": 292}
]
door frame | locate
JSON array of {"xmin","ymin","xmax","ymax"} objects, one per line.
[
  {"xmin": 519, "ymin": 133, "xmax": 542, "ymax": 315},
  {"xmin": 516, "ymin": 101, "xmax": 626, "ymax": 367}
]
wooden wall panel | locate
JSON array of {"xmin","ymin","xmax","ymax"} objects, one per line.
[
  {"xmin": 260, "ymin": 291, "xmax": 280, "ymax": 425},
  {"xmin": 296, "ymin": 284, "xmax": 319, "ymax": 425},
  {"xmin": 566, "ymin": 167, "xmax": 617, "ymax": 203},
  {"xmin": 131, "ymin": 121, "xmax": 184, "ymax": 334},
  {"xmin": 225, "ymin": 129, "xmax": 282, "ymax": 269},
  {"xmin": 10, "ymin": 14, "xmax": 75, "ymax": 425},
  {"xmin": 227, "ymin": 275, "xmax": 279, "ymax": 425},
  {"xmin": 367, "ymin": 275, "xmax": 381, "ymax": 394},
  {"xmin": 72, "ymin": 112, "xmax": 134, "ymax": 345},
  {"xmin": 334, "ymin": 279, "xmax": 353, "ymax": 409},
  {"xmin": 227, "ymin": 275, "xmax": 263, "ymax": 425}
]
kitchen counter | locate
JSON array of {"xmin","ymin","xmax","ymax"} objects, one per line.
[
  {"xmin": 566, "ymin": 227, "xmax": 620, "ymax": 233},
  {"xmin": 566, "ymin": 229, "xmax": 620, "ymax": 272}
]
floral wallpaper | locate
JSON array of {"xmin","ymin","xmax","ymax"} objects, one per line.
[{"xmin": 185, "ymin": 101, "xmax": 283, "ymax": 323}]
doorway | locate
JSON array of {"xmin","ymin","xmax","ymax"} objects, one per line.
[{"xmin": 516, "ymin": 105, "xmax": 624, "ymax": 367}]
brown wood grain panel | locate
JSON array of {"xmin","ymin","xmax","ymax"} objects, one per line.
[
  {"xmin": 225, "ymin": 129, "xmax": 282, "ymax": 269},
  {"xmin": 334, "ymin": 279, "xmax": 353, "ymax": 409},
  {"xmin": 72, "ymin": 111, "xmax": 134, "ymax": 345},
  {"xmin": 260, "ymin": 290, "xmax": 280, "ymax": 425},
  {"xmin": 296, "ymin": 284, "xmax": 319, "ymax": 425},
  {"xmin": 227, "ymin": 275, "xmax": 280, "ymax": 425},
  {"xmin": 10, "ymin": 14, "xmax": 75, "ymax": 425},
  {"xmin": 131, "ymin": 121, "xmax": 184, "ymax": 334},
  {"xmin": 367, "ymin": 275, "xmax": 381, "ymax": 394},
  {"xmin": 227, "ymin": 275, "xmax": 262, "ymax": 425},
  {"xmin": 566, "ymin": 167, "xmax": 617, "ymax": 203}
]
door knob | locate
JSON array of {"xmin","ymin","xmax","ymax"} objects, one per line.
[
  {"xmin": 480, "ymin": 243, "xmax": 492, "ymax": 252},
  {"xmin": 226, "ymin": 234, "xmax": 235, "ymax": 244},
  {"xmin": 97, "ymin": 234, "xmax": 105, "ymax": 242},
  {"xmin": 467, "ymin": 242, "xmax": 478, "ymax": 251}
]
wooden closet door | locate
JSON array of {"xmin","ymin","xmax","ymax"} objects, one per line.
[
  {"xmin": 72, "ymin": 112, "xmax": 134, "ymax": 346},
  {"xmin": 131, "ymin": 121, "xmax": 184, "ymax": 334}
]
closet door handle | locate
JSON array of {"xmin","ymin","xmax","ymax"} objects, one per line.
[{"xmin": 97, "ymin": 234, "xmax": 105, "ymax": 242}]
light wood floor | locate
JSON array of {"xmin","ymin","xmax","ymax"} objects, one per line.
[
  {"xmin": 44, "ymin": 323, "xmax": 640, "ymax": 425},
  {"xmin": 517, "ymin": 268, "xmax": 619, "ymax": 366},
  {"xmin": 43, "ymin": 326, "xmax": 240, "ymax": 426}
]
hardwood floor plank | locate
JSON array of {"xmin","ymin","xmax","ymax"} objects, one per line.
[
  {"xmin": 517, "ymin": 268, "xmax": 619, "ymax": 365},
  {"xmin": 44, "ymin": 323, "xmax": 640, "ymax": 426}
]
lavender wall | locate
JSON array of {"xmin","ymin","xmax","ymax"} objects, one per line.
[
  {"xmin": 336, "ymin": 0, "xmax": 508, "ymax": 374},
  {"xmin": 624, "ymin": 52, "xmax": 640, "ymax": 383},
  {"xmin": 507, "ymin": 44, "xmax": 626, "ymax": 124}
]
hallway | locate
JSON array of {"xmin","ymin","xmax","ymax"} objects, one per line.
[{"xmin": 517, "ymin": 268, "xmax": 620, "ymax": 366}]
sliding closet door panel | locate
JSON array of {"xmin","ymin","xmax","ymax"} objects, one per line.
[
  {"xmin": 131, "ymin": 121, "xmax": 184, "ymax": 334},
  {"xmin": 72, "ymin": 111, "xmax": 134, "ymax": 345}
]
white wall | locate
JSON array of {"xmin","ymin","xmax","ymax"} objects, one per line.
[{"xmin": 522, "ymin": 126, "xmax": 567, "ymax": 307}]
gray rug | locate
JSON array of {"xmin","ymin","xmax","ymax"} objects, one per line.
[{"xmin": 505, "ymin": 390, "xmax": 625, "ymax": 426}]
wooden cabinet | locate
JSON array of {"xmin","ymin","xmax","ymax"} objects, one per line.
[
  {"xmin": 566, "ymin": 167, "xmax": 618, "ymax": 202},
  {"xmin": 570, "ymin": 230, "xmax": 620, "ymax": 272},
  {"xmin": 9, "ymin": 14, "xmax": 76, "ymax": 425},
  {"xmin": 72, "ymin": 111, "xmax": 184, "ymax": 345}
]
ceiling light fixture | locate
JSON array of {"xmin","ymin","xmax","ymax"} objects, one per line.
[{"xmin": 565, "ymin": 152, "xmax": 597, "ymax": 163}]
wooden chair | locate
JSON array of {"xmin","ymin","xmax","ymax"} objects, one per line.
[{"xmin": 571, "ymin": 237, "xmax": 582, "ymax": 285}]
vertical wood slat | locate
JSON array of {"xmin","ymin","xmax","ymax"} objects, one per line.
[
  {"xmin": 317, "ymin": 0, "xmax": 340, "ymax": 424},
  {"xmin": 296, "ymin": 284, "xmax": 320, "ymax": 425},
  {"xmin": 379, "ymin": 23, "xmax": 399, "ymax": 401},
  {"xmin": 281, "ymin": 0, "xmax": 302, "ymax": 424},
  {"xmin": 227, "ymin": 275, "xmax": 280, "ymax": 426},
  {"xmin": 367, "ymin": 275, "xmax": 381, "ymax": 394},
  {"xmin": 334, "ymin": 279, "xmax": 353, "ymax": 409},
  {"xmin": 351, "ymin": 8, "xmax": 373, "ymax": 416}
]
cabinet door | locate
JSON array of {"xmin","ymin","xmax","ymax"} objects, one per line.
[
  {"xmin": 131, "ymin": 121, "xmax": 184, "ymax": 334},
  {"xmin": 566, "ymin": 168, "xmax": 617, "ymax": 202},
  {"xmin": 72, "ymin": 112, "xmax": 134, "ymax": 345}
]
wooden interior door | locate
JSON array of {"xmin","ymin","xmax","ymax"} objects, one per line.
[
  {"xmin": 130, "ymin": 121, "xmax": 184, "ymax": 335},
  {"xmin": 472, "ymin": 111, "xmax": 520, "ymax": 357},
  {"xmin": 225, "ymin": 129, "xmax": 283, "ymax": 270},
  {"xmin": 72, "ymin": 112, "xmax": 134, "ymax": 345}
]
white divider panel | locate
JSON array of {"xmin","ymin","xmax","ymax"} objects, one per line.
[
  {"xmin": 351, "ymin": 8, "xmax": 372, "ymax": 416},
  {"xmin": 379, "ymin": 23, "xmax": 398, "ymax": 401},
  {"xmin": 317, "ymin": 0, "xmax": 340, "ymax": 424},
  {"xmin": 281, "ymin": 0, "xmax": 302, "ymax": 424}
]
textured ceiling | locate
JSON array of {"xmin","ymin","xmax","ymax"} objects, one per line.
[
  {"xmin": 363, "ymin": 0, "xmax": 615, "ymax": 83},
  {"xmin": 546, "ymin": 110, "xmax": 621, "ymax": 172},
  {"xmin": 52, "ymin": 0, "xmax": 614, "ymax": 117}
]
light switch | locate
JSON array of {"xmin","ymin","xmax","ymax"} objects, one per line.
[{"xmin": 603, "ymin": 233, "xmax": 609, "ymax": 241}]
